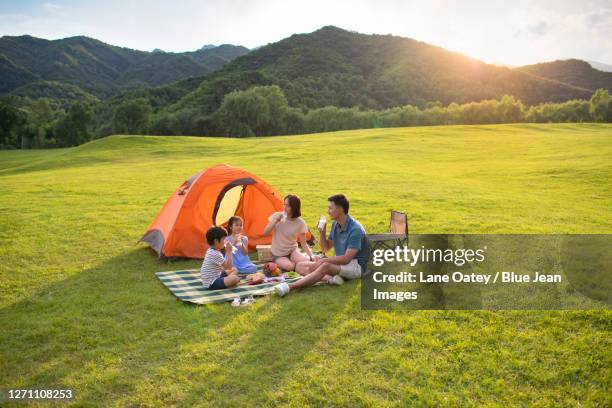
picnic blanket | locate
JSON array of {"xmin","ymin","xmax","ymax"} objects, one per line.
[{"xmin": 155, "ymin": 269, "xmax": 301, "ymax": 304}]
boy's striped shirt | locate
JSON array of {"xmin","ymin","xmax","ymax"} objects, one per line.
[{"xmin": 200, "ymin": 248, "xmax": 225, "ymax": 287}]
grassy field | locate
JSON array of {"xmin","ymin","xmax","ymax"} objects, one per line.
[{"xmin": 0, "ymin": 123, "xmax": 611, "ymax": 406}]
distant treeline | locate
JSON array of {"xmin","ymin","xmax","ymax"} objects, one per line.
[{"xmin": 1, "ymin": 86, "xmax": 611, "ymax": 149}]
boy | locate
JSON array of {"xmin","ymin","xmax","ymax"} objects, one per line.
[{"xmin": 201, "ymin": 226, "xmax": 240, "ymax": 289}]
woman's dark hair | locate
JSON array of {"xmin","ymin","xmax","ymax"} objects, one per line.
[
  {"xmin": 206, "ymin": 226, "xmax": 228, "ymax": 245},
  {"xmin": 228, "ymin": 216, "xmax": 243, "ymax": 231},
  {"xmin": 284, "ymin": 194, "xmax": 301, "ymax": 218},
  {"xmin": 328, "ymin": 194, "xmax": 349, "ymax": 214}
]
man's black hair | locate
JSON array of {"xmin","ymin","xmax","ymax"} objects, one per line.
[
  {"xmin": 328, "ymin": 194, "xmax": 349, "ymax": 214},
  {"xmin": 206, "ymin": 226, "xmax": 228, "ymax": 246}
]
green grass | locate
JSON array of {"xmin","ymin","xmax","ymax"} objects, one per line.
[{"xmin": 0, "ymin": 123, "xmax": 610, "ymax": 406}]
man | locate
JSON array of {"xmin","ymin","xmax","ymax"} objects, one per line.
[{"xmin": 275, "ymin": 194, "xmax": 369, "ymax": 297}]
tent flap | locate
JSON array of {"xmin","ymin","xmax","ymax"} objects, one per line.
[{"xmin": 140, "ymin": 229, "xmax": 165, "ymax": 257}]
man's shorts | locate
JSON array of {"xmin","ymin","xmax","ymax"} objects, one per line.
[{"xmin": 339, "ymin": 259, "xmax": 362, "ymax": 280}]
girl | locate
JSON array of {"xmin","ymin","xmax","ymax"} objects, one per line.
[
  {"xmin": 263, "ymin": 194, "xmax": 314, "ymax": 271},
  {"xmin": 225, "ymin": 216, "xmax": 258, "ymax": 274}
]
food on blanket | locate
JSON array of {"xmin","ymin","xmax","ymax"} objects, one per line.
[
  {"xmin": 263, "ymin": 262, "xmax": 281, "ymax": 276},
  {"xmin": 247, "ymin": 272, "xmax": 266, "ymax": 285}
]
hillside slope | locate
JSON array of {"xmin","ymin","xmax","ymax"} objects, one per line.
[
  {"xmin": 516, "ymin": 59, "xmax": 612, "ymax": 92},
  {"xmin": 0, "ymin": 35, "xmax": 249, "ymax": 97},
  {"xmin": 163, "ymin": 26, "xmax": 592, "ymax": 116}
]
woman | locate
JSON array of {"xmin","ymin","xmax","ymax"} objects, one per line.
[{"xmin": 263, "ymin": 194, "xmax": 314, "ymax": 271}]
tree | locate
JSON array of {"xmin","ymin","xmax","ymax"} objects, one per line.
[
  {"xmin": 54, "ymin": 102, "xmax": 93, "ymax": 147},
  {"xmin": 0, "ymin": 98, "xmax": 25, "ymax": 149},
  {"xmin": 589, "ymin": 89, "xmax": 612, "ymax": 122},
  {"xmin": 24, "ymin": 98, "xmax": 53, "ymax": 148},
  {"xmin": 112, "ymin": 98, "xmax": 152, "ymax": 134},
  {"xmin": 213, "ymin": 85, "xmax": 289, "ymax": 137},
  {"xmin": 497, "ymin": 95, "xmax": 525, "ymax": 123}
]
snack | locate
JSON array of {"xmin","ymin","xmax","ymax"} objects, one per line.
[
  {"xmin": 263, "ymin": 262, "xmax": 281, "ymax": 276},
  {"xmin": 246, "ymin": 272, "xmax": 266, "ymax": 285}
]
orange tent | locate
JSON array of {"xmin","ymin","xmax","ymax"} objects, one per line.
[{"xmin": 140, "ymin": 164, "xmax": 286, "ymax": 258}]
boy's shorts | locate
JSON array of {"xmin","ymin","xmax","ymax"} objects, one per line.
[
  {"xmin": 207, "ymin": 272, "xmax": 228, "ymax": 290},
  {"xmin": 339, "ymin": 259, "xmax": 362, "ymax": 280}
]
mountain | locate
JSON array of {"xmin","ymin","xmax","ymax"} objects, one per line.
[
  {"xmin": 588, "ymin": 61, "xmax": 612, "ymax": 72},
  {"xmin": 9, "ymin": 80, "xmax": 98, "ymax": 109},
  {"xmin": 0, "ymin": 35, "xmax": 249, "ymax": 98},
  {"xmin": 516, "ymin": 59, "xmax": 612, "ymax": 92},
  {"xmin": 161, "ymin": 26, "xmax": 593, "ymax": 117}
]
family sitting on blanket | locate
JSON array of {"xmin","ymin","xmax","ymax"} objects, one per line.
[{"xmin": 199, "ymin": 193, "xmax": 368, "ymax": 295}]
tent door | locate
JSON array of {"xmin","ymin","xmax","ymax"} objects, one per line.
[{"xmin": 213, "ymin": 178, "xmax": 256, "ymax": 226}]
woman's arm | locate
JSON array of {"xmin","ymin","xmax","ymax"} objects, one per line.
[
  {"xmin": 263, "ymin": 212, "xmax": 282, "ymax": 236},
  {"xmin": 262, "ymin": 220, "xmax": 276, "ymax": 236},
  {"xmin": 298, "ymin": 233, "xmax": 314, "ymax": 260}
]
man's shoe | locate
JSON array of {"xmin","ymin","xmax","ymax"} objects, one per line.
[
  {"xmin": 328, "ymin": 275, "xmax": 344, "ymax": 285},
  {"xmin": 275, "ymin": 282, "xmax": 290, "ymax": 297}
]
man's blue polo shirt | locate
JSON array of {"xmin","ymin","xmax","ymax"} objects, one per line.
[{"xmin": 327, "ymin": 215, "xmax": 369, "ymax": 271}]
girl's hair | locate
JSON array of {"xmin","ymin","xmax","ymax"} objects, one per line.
[
  {"xmin": 284, "ymin": 194, "xmax": 301, "ymax": 218},
  {"xmin": 228, "ymin": 216, "xmax": 243, "ymax": 231}
]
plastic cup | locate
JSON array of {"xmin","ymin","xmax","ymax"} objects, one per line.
[{"xmin": 317, "ymin": 215, "xmax": 327, "ymax": 231}]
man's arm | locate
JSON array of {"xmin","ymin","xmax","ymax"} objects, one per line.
[
  {"xmin": 319, "ymin": 248, "xmax": 358, "ymax": 266},
  {"xmin": 318, "ymin": 229, "xmax": 363, "ymax": 266},
  {"xmin": 319, "ymin": 226, "xmax": 332, "ymax": 253}
]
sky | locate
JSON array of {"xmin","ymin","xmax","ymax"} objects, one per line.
[{"xmin": 0, "ymin": 0, "xmax": 611, "ymax": 66}]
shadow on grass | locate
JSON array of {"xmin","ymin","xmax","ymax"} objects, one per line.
[
  {"xmin": 0, "ymin": 248, "xmax": 353, "ymax": 405},
  {"xmin": 174, "ymin": 284, "xmax": 361, "ymax": 406}
]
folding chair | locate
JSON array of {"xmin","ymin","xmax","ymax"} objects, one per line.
[{"xmin": 367, "ymin": 210, "xmax": 409, "ymax": 251}]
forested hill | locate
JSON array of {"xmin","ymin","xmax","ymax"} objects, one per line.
[
  {"xmin": 515, "ymin": 59, "xmax": 612, "ymax": 93},
  {"xmin": 160, "ymin": 25, "xmax": 593, "ymax": 117},
  {"xmin": 0, "ymin": 34, "xmax": 249, "ymax": 98},
  {"xmin": 2, "ymin": 26, "xmax": 611, "ymax": 148}
]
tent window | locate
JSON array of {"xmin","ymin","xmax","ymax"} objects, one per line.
[{"xmin": 214, "ymin": 185, "xmax": 244, "ymax": 226}]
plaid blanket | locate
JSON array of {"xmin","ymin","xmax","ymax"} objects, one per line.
[{"xmin": 155, "ymin": 269, "xmax": 301, "ymax": 304}]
